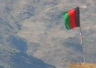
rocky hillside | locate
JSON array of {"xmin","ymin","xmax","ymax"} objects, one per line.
[{"xmin": 0, "ymin": 0, "xmax": 96, "ymax": 68}]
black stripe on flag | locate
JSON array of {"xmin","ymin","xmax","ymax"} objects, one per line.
[{"xmin": 75, "ymin": 7, "xmax": 80, "ymax": 27}]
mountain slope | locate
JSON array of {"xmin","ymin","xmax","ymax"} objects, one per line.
[
  {"xmin": 0, "ymin": 0, "xmax": 96, "ymax": 68},
  {"xmin": 0, "ymin": 46, "xmax": 55, "ymax": 68}
]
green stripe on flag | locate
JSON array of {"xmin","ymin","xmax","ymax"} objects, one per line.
[{"xmin": 62, "ymin": 12, "xmax": 70, "ymax": 30}]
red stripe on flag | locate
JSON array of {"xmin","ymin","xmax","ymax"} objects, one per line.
[{"xmin": 68, "ymin": 9, "xmax": 76, "ymax": 29}]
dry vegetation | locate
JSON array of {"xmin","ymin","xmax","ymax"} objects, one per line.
[{"xmin": 69, "ymin": 63, "xmax": 96, "ymax": 68}]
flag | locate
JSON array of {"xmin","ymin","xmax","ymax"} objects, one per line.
[{"xmin": 62, "ymin": 7, "xmax": 80, "ymax": 30}]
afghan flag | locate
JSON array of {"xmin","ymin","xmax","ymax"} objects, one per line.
[{"xmin": 62, "ymin": 7, "xmax": 80, "ymax": 30}]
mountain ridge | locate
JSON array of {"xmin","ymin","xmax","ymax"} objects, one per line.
[{"xmin": 0, "ymin": 0, "xmax": 96, "ymax": 68}]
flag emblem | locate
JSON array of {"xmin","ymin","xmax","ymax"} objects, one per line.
[{"xmin": 62, "ymin": 7, "xmax": 80, "ymax": 30}]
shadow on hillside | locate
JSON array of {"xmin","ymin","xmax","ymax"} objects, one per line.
[
  {"xmin": 0, "ymin": 66, "xmax": 4, "ymax": 68},
  {"xmin": 11, "ymin": 52, "xmax": 55, "ymax": 68},
  {"xmin": 64, "ymin": 37, "xmax": 83, "ymax": 52},
  {"xmin": 63, "ymin": 37, "xmax": 83, "ymax": 63},
  {"xmin": 10, "ymin": 36, "xmax": 27, "ymax": 53}
]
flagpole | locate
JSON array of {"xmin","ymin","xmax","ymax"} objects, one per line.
[{"xmin": 79, "ymin": 27, "xmax": 85, "ymax": 63}]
